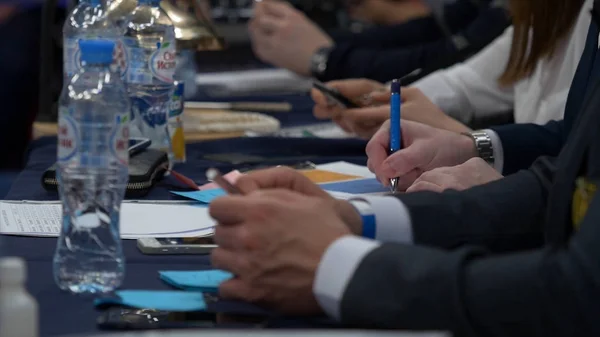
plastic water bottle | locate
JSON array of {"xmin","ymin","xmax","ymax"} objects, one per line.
[
  {"xmin": 0, "ymin": 257, "xmax": 39, "ymax": 337},
  {"xmin": 124, "ymin": 0, "xmax": 177, "ymax": 155},
  {"xmin": 53, "ymin": 39, "xmax": 129, "ymax": 294},
  {"xmin": 63, "ymin": 0, "xmax": 127, "ymax": 80}
]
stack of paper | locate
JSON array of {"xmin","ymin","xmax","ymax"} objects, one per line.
[{"xmin": 0, "ymin": 201, "xmax": 214, "ymax": 239}]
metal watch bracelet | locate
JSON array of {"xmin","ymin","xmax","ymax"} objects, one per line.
[{"xmin": 462, "ymin": 131, "xmax": 494, "ymax": 165}]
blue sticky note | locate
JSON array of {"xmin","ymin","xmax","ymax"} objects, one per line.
[
  {"xmin": 171, "ymin": 189, "xmax": 227, "ymax": 204},
  {"xmin": 94, "ymin": 290, "xmax": 206, "ymax": 312},
  {"xmin": 160, "ymin": 270, "xmax": 233, "ymax": 292},
  {"xmin": 319, "ymin": 178, "xmax": 389, "ymax": 194}
]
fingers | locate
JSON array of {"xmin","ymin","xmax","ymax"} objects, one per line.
[
  {"xmin": 381, "ymin": 140, "xmax": 433, "ymax": 179},
  {"xmin": 256, "ymin": 0, "xmax": 292, "ymax": 18},
  {"xmin": 406, "ymin": 180, "xmax": 444, "ymax": 193},
  {"xmin": 219, "ymin": 278, "xmax": 260, "ymax": 303},
  {"xmin": 327, "ymin": 79, "xmax": 383, "ymax": 97},
  {"xmin": 253, "ymin": 15, "xmax": 283, "ymax": 34},
  {"xmin": 211, "ymin": 248, "xmax": 249, "ymax": 275},
  {"xmin": 406, "ymin": 170, "xmax": 456, "ymax": 193},
  {"xmin": 399, "ymin": 87, "xmax": 423, "ymax": 102},
  {"xmin": 235, "ymin": 167, "xmax": 323, "ymax": 196},
  {"xmin": 365, "ymin": 120, "xmax": 391, "ymax": 175},
  {"xmin": 209, "ymin": 196, "xmax": 253, "ymax": 225}
]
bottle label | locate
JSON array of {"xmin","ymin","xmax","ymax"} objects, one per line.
[
  {"xmin": 131, "ymin": 95, "xmax": 169, "ymax": 128},
  {"xmin": 109, "ymin": 114, "xmax": 130, "ymax": 166},
  {"xmin": 124, "ymin": 37, "xmax": 176, "ymax": 84},
  {"xmin": 149, "ymin": 41, "xmax": 177, "ymax": 83},
  {"xmin": 168, "ymin": 82, "xmax": 184, "ymax": 118},
  {"xmin": 57, "ymin": 108, "xmax": 79, "ymax": 163},
  {"xmin": 67, "ymin": 37, "xmax": 128, "ymax": 78}
]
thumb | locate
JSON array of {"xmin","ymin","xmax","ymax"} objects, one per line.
[{"xmin": 381, "ymin": 141, "xmax": 432, "ymax": 178}]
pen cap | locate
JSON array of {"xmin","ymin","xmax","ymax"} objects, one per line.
[{"xmin": 391, "ymin": 79, "xmax": 401, "ymax": 94}]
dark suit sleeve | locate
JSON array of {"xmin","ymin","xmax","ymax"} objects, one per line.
[
  {"xmin": 321, "ymin": 6, "xmax": 509, "ymax": 83},
  {"xmin": 339, "ymin": 187, "xmax": 600, "ymax": 337},
  {"xmin": 491, "ymin": 120, "xmax": 565, "ymax": 175},
  {"xmin": 396, "ymin": 167, "xmax": 549, "ymax": 253}
]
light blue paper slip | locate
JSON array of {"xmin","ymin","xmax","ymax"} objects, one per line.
[
  {"xmin": 94, "ymin": 290, "xmax": 206, "ymax": 312},
  {"xmin": 171, "ymin": 189, "xmax": 226, "ymax": 204},
  {"xmin": 319, "ymin": 178, "xmax": 388, "ymax": 194},
  {"xmin": 160, "ymin": 270, "xmax": 234, "ymax": 292}
]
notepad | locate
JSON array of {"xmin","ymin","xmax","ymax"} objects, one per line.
[
  {"xmin": 94, "ymin": 290, "xmax": 207, "ymax": 312},
  {"xmin": 320, "ymin": 178, "xmax": 389, "ymax": 194},
  {"xmin": 160, "ymin": 270, "xmax": 233, "ymax": 292}
]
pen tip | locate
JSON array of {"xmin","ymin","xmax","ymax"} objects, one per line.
[{"xmin": 390, "ymin": 178, "xmax": 399, "ymax": 193}]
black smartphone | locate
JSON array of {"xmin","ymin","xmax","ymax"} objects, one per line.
[
  {"xmin": 128, "ymin": 138, "xmax": 152, "ymax": 157},
  {"xmin": 312, "ymin": 80, "xmax": 360, "ymax": 109},
  {"xmin": 97, "ymin": 308, "xmax": 217, "ymax": 331}
]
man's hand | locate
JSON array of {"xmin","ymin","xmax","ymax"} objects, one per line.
[
  {"xmin": 234, "ymin": 167, "xmax": 363, "ymax": 234},
  {"xmin": 209, "ymin": 190, "xmax": 352, "ymax": 314},
  {"xmin": 366, "ymin": 120, "xmax": 479, "ymax": 190},
  {"xmin": 406, "ymin": 158, "xmax": 503, "ymax": 193},
  {"xmin": 399, "ymin": 88, "xmax": 471, "ymax": 133},
  {"xmin": 249, "ymin": 1, "xmax": 333, "ymax": 76},
  {"xmin": 311, "ymin": 79, "xmax": 388, "ymax": 139}
]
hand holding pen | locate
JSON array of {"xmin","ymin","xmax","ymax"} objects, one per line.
[{"xmin": 389, "ymin": 79, "xmax": 402, "ymax": 193}]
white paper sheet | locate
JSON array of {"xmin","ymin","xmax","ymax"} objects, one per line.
[{"xmin": 0, "ymin": 202, "xmax": 215, "ymax": 239}]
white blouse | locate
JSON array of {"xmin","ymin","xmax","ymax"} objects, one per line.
[{"xmin": 413, "ymin": 0, "xmax": 592, "ymax": 125}]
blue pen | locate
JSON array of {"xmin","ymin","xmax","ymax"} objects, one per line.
[{"xmin": 389, "ymin": 79, "xmax": 401, "ymax": 192}]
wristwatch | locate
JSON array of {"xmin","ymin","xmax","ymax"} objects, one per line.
[
  {"xmin": 310, "ymin": 46, "xmax": 333, "ymax": 79},
  {"xmin": 462, "ymin": 131, "xmax": 494, "ymax": 165}
]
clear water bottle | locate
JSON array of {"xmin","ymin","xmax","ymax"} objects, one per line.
[
  {"xmin": 124, "ymin": 0, "xmax": 177, "ymax": 155},
  {"xmin": 63, "ymin": 0, "xmax": 127, "ymax": 80},
  {"xmin": 54, "ymin": 39, "xmax": 129, "ymax": 294}
]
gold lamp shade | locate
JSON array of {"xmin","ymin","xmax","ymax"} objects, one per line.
[{"xmin": 106, "ymin": 0, "xmax": 224, "ymax": 51}]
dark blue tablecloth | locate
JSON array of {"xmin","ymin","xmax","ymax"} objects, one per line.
[{"xmin": 2, "ymin": 93, "xmax": 369, "ymax": 336}]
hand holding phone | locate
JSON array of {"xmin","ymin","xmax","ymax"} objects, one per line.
[{"xmin": 312, "ymin": 80, "xmax": 361, "ymax": 109}]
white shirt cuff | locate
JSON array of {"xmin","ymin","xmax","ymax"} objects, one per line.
[
  {"xmin": 483, "ymin": 129, "xmax": 504, "ymax": 173},
  {"xmin": 350, "ymin": 195, "xmax": 413, "ymax": 243},
  {"xmin": 313, "ymin": 235, "xmax": 381, "ymax": 320}
]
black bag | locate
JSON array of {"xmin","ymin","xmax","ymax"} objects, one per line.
[{"xmin": 41, "ymin": 149, "xmax": 168, "ymax": 198}]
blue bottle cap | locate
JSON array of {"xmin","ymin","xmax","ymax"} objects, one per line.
[
  {"xmin": 391, "ymin": 79, "xmax": 401, "ymax": 93},
  {"xmin": 78, "ymin": 39, "xmax": 115, "ymax": 65},
  {"xmin": 137, "ymin": 0, "xmax": 161, "ymax": 5}
]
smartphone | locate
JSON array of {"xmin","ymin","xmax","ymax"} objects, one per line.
[
  {"xmin": 97, "ymin": 308, "xmax": 217, "ymax": 330},
  {"xmin": 137, "ymin": 236, "xmax": 217, "ymax": 255},
  {"xmin": 128, "ymin": 138, "xmax": 152, "ymax": 157},
  {"xmin": 312, "ymin": 80, "xmax": 360, "ymax": 109}
]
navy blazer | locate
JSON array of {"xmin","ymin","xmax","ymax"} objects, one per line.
[
  {"xmin": 491, "ymin": 9, "xmax": 599, "ymax": 175},
  {"xmin": 340, "ymin": 18, "xmax": 600, "ymax": 336},
  {"xmin": 320, "ymin": 0, "xmax": 510, "ymax": 83}
]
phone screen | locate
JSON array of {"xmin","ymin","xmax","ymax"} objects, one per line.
[{"xmin": 156, "ymin": 237, "xmax": 215, "ymax": 246}]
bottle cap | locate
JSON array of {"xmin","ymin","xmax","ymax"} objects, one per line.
[
  {"xmin": 138, "ymin": 0, "xmax": 161, "ymax": 5},
  {"xmin": 0, "ymin": 257, "xmax": 26, "ymax": 284},
  {"xmin": 78, "ymin": 39, "xmax": 115, "ymax": 65},
  {"xmin": 391, "ymin": 79, "xmax": 401, "ymax": 94}
]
